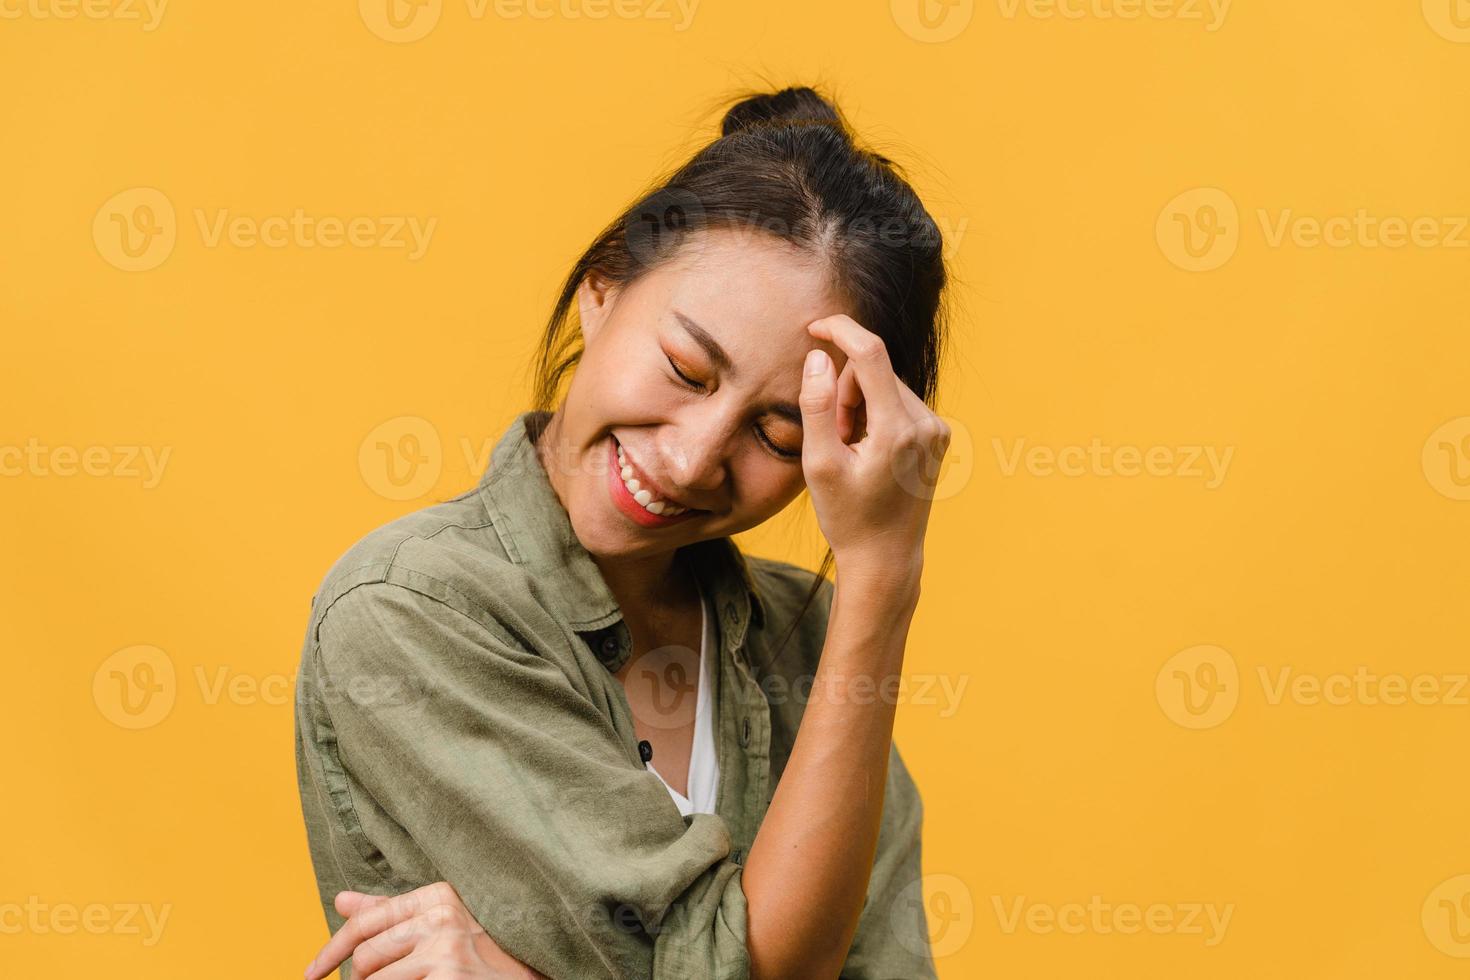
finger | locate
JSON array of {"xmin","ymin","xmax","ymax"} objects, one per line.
[
  {"xmin": 359, "ymin": 954, "xmax": 430, "ymax": 980},
  {"xmin": 834, "ymin": 357, "xmax": 865, "ymax": 445},
  {"xmin": 335, "ymin": 891, "xmax": 387, "ymax": 919},
  {"xmin": 352, "ymin": 911, "xmax": 439, "ymax": 978},
  {"xmin": 886, "ymin": 376, "xmax": 951, "ymax": 456},
  {"xmin": 887, "ymin": 384, "xmax": 951, "ymax": 481},
  {"xmin": 806, "ymin": 316, "xmax": 904, "ymax": 437},
  {"xmin": 798, "ymin": 347, "xmax": 842, "ymax": 468},
  {"xmin": 307, "ymin": 885, "xmax": 438, "ymax": 980},
  {"xmin": 889, "ymin": 373, "xmax": 929, "ymax": 422}
]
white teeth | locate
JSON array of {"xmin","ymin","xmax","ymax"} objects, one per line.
[{"xmin": 616, "ymin": 441, "xmax": 689, "ymax": 517}]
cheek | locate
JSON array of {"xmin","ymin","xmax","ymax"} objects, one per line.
[
  {"xmin": 574, "ymin": 340, "xmax": 679, "ymax": 417},
  {"xmin": 733, "ymin": 459, "xmax": 806, "ymax": 517},
  {"xmin": 605, "ymin": 374, "xmax": 683, "ymax": 422}
]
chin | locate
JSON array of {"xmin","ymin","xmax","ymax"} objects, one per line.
[{"xmin": 566, "ymin": 486, "xmax": 660, "ymax": 558}]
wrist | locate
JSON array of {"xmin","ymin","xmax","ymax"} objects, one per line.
[{"xmin": 833, "ymin": 554, "xmax": 922, "ymax": 614}]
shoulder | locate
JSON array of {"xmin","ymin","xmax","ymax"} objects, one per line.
[{"xmin": 306, "ymin": 488, "xmax": 535, "ymax": 647}]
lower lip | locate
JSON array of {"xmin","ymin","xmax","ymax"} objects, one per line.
[{"xmin": 607, "ymin": 436, "xmax": 701, "ymax": 529}]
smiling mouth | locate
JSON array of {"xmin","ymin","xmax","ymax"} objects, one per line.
[{"xmin": 608, "ymin": 435, "xmax": 704, "ymax": 526}]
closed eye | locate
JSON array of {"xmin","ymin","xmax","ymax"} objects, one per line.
[
  {"xmin": 667, "ymin": 353, "xmax": 800, "ymax": 461},
  {"xmin": 666, "ymin": 354, "xmax": 705, "ymax": 390},
  {"xmin": 758, "ymin": 426, "xmax": 801, "ymax": 460}
]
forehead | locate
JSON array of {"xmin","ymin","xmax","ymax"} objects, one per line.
[{"xmin": 643, "ymin": 228, "xmax": 849, "ymax": 351}]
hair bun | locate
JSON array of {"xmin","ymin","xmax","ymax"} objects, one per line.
[{"xmin": 720, "ymin": 86, "xmax": 845, "ymax": 138}]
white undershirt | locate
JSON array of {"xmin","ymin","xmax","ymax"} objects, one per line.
[{"xmin": 645, "ymin": 577, "xmax": 720, "ymax": 816}]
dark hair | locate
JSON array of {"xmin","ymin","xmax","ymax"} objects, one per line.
[{"xmin": 530, "ymin": 84, "xmax": 951, "ymax": 670}]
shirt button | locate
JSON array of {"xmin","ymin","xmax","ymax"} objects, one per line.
[{"xmin": 600, "ymin": 635, "xmax": 619, "ymax": 657}]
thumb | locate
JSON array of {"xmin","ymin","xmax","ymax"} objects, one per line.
[{"xmin": 799, "ymin": 348, "xmax": 837, "ymax": 466}]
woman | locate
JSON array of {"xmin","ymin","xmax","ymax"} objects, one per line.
[{"xmin": 296, "ymin": 84, "xmax": 952, "ymax": 979}]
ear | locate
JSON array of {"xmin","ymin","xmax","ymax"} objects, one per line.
[{"xmin": 576, "ymin": 271, "xmax": 617, "ymax": 344}]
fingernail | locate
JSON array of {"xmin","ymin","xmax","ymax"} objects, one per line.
[{"xmin": 805, "ymin": 350, "xmax": 828, "ymax": 376}]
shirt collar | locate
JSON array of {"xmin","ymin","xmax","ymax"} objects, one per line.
[{"xmin": 475, "ymin": 410, "xmax": 767, "ymax": 668}]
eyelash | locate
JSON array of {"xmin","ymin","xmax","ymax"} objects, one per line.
[{"xmin": 665, "ymin": 354, "xmax": 801, "ymax": 460}]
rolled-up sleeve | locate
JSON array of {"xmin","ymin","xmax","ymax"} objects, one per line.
[{"xmin": 307, "ymin": 579, "xmax": 750, "ymax": 980}]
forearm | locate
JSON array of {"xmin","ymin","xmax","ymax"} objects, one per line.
[{"xmin": 742, "ymin": 564, "xmax": 921, "ymax": 980}]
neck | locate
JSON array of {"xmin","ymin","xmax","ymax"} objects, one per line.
[{"xmin": 594, "ymin": 549, "xmax": 696, "ymax": 627}]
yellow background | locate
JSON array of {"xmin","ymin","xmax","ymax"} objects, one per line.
[{"xmin": 4, "ymin": 0, "xmax": 1469, "ymax": 976}]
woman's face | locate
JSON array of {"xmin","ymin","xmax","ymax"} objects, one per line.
[{"xmin": 540, "ymin": 227, "xmax": 852, "ymax": 560}]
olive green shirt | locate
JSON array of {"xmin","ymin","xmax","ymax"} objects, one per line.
[{"xmin": 293, "ymin": 409, "xmax": 936, "ymax": 979}]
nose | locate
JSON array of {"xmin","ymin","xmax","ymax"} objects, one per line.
[{"xmin": 659, "ymin": 410, "xmax": 739, "ymax": 502}]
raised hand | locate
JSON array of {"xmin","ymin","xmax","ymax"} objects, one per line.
[{"xmin": 799, "ymin": 314, "xmax": 951, "ymax": 590}]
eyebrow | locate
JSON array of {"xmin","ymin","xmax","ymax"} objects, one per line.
[
  {"xmin": 672, "ymin": 310, "xmax": 804, "ymax": 429},
  {"xmin": 672, "ymin": 310, "xmax": 735, "ymax": 376}
]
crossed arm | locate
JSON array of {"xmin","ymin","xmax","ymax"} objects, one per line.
[{"xmin": 305, "ymin": 882, "xmax": 543, "ymax": 980}]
